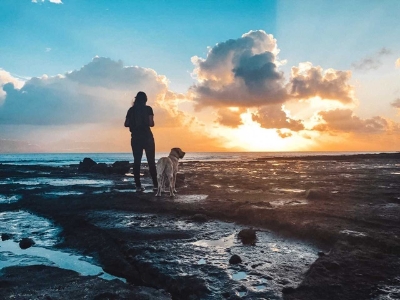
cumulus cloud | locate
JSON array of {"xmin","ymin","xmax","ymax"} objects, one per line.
[
  {"xmin": 0, "ymin": 57, "xmax": 168, "ymax": 125},
  {"xmin": 214, "ymin": 108, "xmax": 245, "ymax": 128},
  {"xmin": 391, "ymin": 98, "xmax": 400, "ymax": 108},
  {"xmin": 251, "ymin": 105, "xmax": 304, "ymax": 131},
  {"xmin": 0, "ymin": 69, "xmax": 25, "ymax": 104},
  {"xmin": 190, "ymin": 30, "xmax": 356, "ymax": 113},
  {"xmin": 190, "ymin": 30, "xmax": 287, "ymax": 108},
  {"xmin": 352, "ymin": 48, "xmax": 391, "ymax": 71},
  {"xmin": 288, "ymin": 62, "xmax": 355, "ymax": 104},
  {"xmin": 313, "ymin": 109, "xmax": 388, "ymax": 133},
  {"xmin": 276, "ymin": 130, "xmax": 292, "ymax": 138}
]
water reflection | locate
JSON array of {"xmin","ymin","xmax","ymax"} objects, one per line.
[{"xmin": 0, "ymin": 240, "xmax": 124, "ymax": 282}]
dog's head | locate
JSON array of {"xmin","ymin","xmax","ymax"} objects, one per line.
[{"xmin": 170, "ymin": 147, "xmax": 185, "ymax": 159}]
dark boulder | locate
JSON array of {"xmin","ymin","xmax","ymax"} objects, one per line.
[
  {"xmin": 78, "ymin": 158, "xmax": 97, "ymax": 172},
  {"xmin": 19, "ymin": 237, "xmax": 35, "ymax": 249},
  {"xmin": 111, "ymin": 161, "xmax": 131, "ymax": 174},
  {"xmin": 90, "ymin": 163, "xmax": 110, "ymax": 174},
  {"xmin": 191, "ymin": 214, "xmax": 208, "ymax": 222},
  {"xmin": 305, "ymin": 188, "xmax": 330, "ymax": 200},
  {"xmin": 229, "ymin": 254, "xmax": 242, "ymax": 264},
  {"xmin": 238, "ymin": 228, "xmax": 257, "ymax": 245},
  {"xmin": 1, "ymin": 233, "xmax": 13, "ymax": 241}
]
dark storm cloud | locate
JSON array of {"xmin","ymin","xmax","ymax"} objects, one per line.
[
  {"xmin": 352, "ymin": 48, "xmax": 391, "ymax": 71},
  {"xmin": 251, "ymin": 105, "xmax": 304, "ymax": 131},
  {"xmin": 0, "ymin": 57, "xmax": 167, "ymax": 125},
  {"xmin": 313, "ymin": 109, "xmax": 388, "ymax": 133}
]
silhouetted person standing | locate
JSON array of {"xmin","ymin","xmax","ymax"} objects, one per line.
[{"xmin": 124, "ymin": 91, "xmax": 157, "ymax": 191}]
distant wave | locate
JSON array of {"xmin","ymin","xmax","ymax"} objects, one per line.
[{"xmin": 0, "ymin": 151, "xmax": 394, "ymax": 167}]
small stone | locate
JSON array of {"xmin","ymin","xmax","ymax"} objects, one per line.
[
  {"xmin": 238, "ymin": 228, "xmax": 256, "ymax": 245},
  {"xmin": 1, "ymin": 233, "xmax": 12, "ymax": 241},
  {"xmin": 305, "ymin": 188, "xmax": 330, "ymax": 200},
  {"xmin": 19, "ymin": 237, "xmax": 35, "ymax": 249},
  {"xmin": 191, "ymin": 214, "xmax": 208, "ymax": 222},
  {"xmin": 229, "ymin": 254, "xmax": 242, "ymax": 264},
  {"xmin": 278, "ymin": 278, "xmax": 291, "ymax": 285}
]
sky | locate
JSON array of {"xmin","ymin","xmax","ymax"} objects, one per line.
[{"xmin": 0, "ymin": 0, "xmax": 400, "ymax": 153}]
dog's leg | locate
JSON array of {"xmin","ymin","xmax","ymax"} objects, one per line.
[
  {"xmin": 155, "ymin": 174, "xmax": 163, "ymax": 197},
  {"xmin": 172, "ymin": 172, "xmax": 177, "ymax": 193},
  {"xmin": 168, "ymin": 174, "xmax": 175, "ymax": 197}
]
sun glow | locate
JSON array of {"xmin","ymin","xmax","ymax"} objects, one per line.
[{"xmin": 211, "ymin": 112, "xmax": 315, "ymax": 151}]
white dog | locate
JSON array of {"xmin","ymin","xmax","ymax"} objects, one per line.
[{"xmin": 155, "ymin": 148, "xmax": 185, "ymax": 197}]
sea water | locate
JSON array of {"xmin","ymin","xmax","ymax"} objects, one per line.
[{"xmin": 0, "ymin": 151, "xmax": 383, "ymax": 166}]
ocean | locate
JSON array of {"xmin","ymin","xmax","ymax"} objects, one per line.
[{"xmin": 0, "ymin": 151, "xmax": 384, "ymax": 166}]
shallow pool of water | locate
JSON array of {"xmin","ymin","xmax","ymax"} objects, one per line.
[
  {"xmin": 0, "ymin": 211, "xmax": 61, "ymax": 246},
  {"xmin": 12, "ymin": 178, "xmax": 114, "ymax": 187},
  {"xmin": 0, "ymin": 240, "xmax": 123, "ymax": 282}
]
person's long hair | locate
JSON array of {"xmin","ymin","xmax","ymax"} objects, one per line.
[{"xmin": 132, "ymin": 91, "xmax": 148, "ymax": 127}]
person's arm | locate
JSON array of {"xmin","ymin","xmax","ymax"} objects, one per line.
[
  {"xmin": 147, "ymin": 106, "xmax": 155, "ymax": 127},
  {"xmin": 148, "ymin": 115, "xmax": 154, "ymax": 127}
]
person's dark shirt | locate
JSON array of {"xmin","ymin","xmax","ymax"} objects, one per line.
[{"xmin": 126, "ymin": 105, "xmax": 154, "ymax": 139}]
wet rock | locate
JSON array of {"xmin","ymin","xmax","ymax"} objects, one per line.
[
  {"xmin": 191, "ymin": 214, "xmax": 208, "ymax": 222},
  {"xmin": 264, "ymin": 274, "xmax": 273, "ymax": 280},
  {"xmin": 282, "ymin": 286, "xmax": 296, "ymax": 294},
  {"xmin": 264, "ymin": 201, "xmax": 273, "ymax": 208},
  {"xmin": 93, "ymin": 292, "xmax": 118, "ymax": 299},
  {"xmin": 1, "ymin": 233, "xmax": 12, "ymax": 241},
  {"xmin": 0, "ymin": 265, "xmax": 172, "ymax": 299},
  {"xmin": 251, "ymin": 263, "xmax": 263, "ymax": 269},
  {"xmin": 229, "ymin": 254, "xmax": 242, "ymax": 264},
  {"xmin": 306, "ymin": 188, "xmax": 330, "ymax": 200},
  {"xmin": 222, "ymin": 291, "xmax": 231, "ymax": 298},
  {"xmin": 78, "ymin": 158, "xmax": 97, "ymax": 172},
  {"xmin": 322, "ymin": 261, "xmax": 341, "ymax": 271},
  {"xmin": 278, "ymin": 278, "xmax": 291, "ymax": 285},
  {"xmin": 237, "ymin": 228, "xmax": 256, "ymax": 245},
  {"xmin": 111, "ymin": 161, "xmax": 131, "ymax": 174},
  {"xmin": 19, "ymin": 237, "xmax": 35, "ymax": 249},
  {"xmin": 90, "ymin": 163, "xmax": 110, "ymax": 174}
]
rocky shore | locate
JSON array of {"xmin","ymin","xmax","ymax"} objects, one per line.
[{"xmin": 1, "ymin": 153, "xmax": 400, "ymax": 299}]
